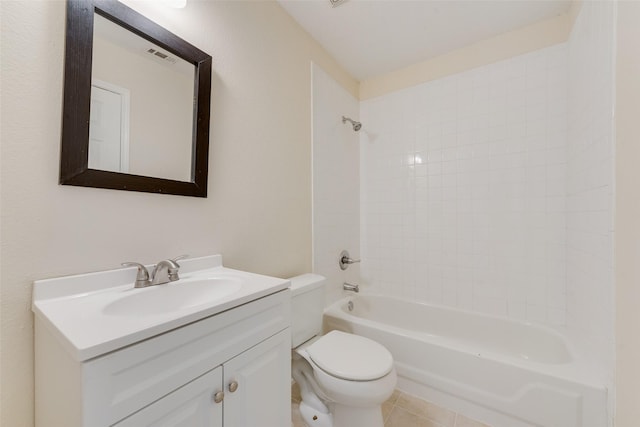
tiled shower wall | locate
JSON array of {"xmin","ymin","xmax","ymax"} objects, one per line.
[
  {"xmin": 313, "ymin": 2, "xmax": 615, "ymax": 408},
  {"xmin": 360, "ymin": 44, "xmax": 570, "ymax": 325},
  {"xmin": 566, "ymin": 0, "xmax": 615, "ymax": 385}
]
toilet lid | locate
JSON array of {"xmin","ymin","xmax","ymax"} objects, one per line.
[{"xmin": 306, "ymin": 330, "xmax": 393, "ymax": 381}]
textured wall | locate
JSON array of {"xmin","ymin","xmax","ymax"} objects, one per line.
[{"xmin": 0, "ymin": 1, "xmax": 356, "ymax": 425}]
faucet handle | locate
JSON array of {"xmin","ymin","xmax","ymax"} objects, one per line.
[
  {"xmin": 171, "ymin": 254, "xmax": 189, "ymax": 265},
  {"xmin": 167, "ymin": 255, "xmax": 188, "ymax": 282},
  {"xmin": 339, "ymin": 250, "xmax": 361, "ymax": 270},
  {"xmin": 121, "ymin": 262, "xmax": 150, "ymax": 288}
]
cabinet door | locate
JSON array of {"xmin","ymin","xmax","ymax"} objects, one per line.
[
  {"xmin": 114, "ymin": 366, "xmax": 223, "ymax": 427},
  {"xmin": 224, "ymin": 329, "xmax": 291, "ymax": 427}
]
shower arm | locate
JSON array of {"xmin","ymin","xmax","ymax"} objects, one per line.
[{"xmin": 342, "ymin": 116, "xmax": 362, "ymax": 131}]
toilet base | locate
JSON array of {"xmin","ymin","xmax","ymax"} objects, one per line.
[
  {"xmin": 331, "ymin": 403, "xmax": 384, "ymax": 427},
  {"xmin": 299, "ymin": 401, "xmax": 333, "ymax": 427},
  {"xmin": 297, "ymin": 400, "xmax": 384, "ymax": 427}
]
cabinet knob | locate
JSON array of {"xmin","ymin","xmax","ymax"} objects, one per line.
[
  {"xmin": 213, "ymin": 391, "xmax": 224, "ymax": 403},
  {"xmin": 228, "ymin": 380, "xmax": 238, "ymax": 393}
]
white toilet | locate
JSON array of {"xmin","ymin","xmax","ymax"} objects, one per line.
[{"xmin": 290, "ymin": 274, "xmax": 397, "ymax": 427}]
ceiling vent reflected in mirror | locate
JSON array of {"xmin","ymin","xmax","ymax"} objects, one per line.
[
  {"xmin": 329, "ymin": 0, "xmax": 348, "ymax": 8},
  {"xmin": 145, "ymin": 48, "xmax": 178, "ymax": 65}
]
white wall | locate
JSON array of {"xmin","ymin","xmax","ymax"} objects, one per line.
[
  {"xmin": 311, "ymin": 64, "xmax": 360, "ymax": 304},
  {"xmin": 615, "ymin": 1, "xmax": 640, "ymax": 424},
  {"xmin": 565, "ymin": 0, "xmax": 616, "ymax": 390},
  {"xmin": 360, "ymin": 44, "xmax": 569, "ymax": 325},
  {"xmin": 0, "ymin": 1, "xmax": 357, "ymax": 426}
]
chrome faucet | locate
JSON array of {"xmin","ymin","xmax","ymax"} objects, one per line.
[
  {"xmin": 343, "ymin": 282, "xmax": 360, "ymax": 293},
  {"xmin": 122, "ymin": 255, "xmax": 188, "ymax": 288}
]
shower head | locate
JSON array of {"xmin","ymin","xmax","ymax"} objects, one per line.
[{"xmin": 342, "ymin": 116, "xmax": 362, "ymax": 132}]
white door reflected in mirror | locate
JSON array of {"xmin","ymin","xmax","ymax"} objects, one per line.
[
  {"xmin": 89, "ymin": 81, "xmax": 130, "ymax": 173},
  {"xmin": 91, "ymin": 13, "xmax": 194, "ymax": 182}
]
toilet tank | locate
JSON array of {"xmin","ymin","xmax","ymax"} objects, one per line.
[{"xmin": 289, "ymin": 274, "xmax": 326, "ymax": 348}]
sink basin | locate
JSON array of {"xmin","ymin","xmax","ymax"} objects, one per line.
[{"xmin": 103, "ymin": 277, "xmax": 243, "ymax": 316}]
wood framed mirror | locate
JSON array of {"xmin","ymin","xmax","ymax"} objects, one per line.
[{"xmin": 60, "ymin": 0, "xmax": 212, "ymax": 197}]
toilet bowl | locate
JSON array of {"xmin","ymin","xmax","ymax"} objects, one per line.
[{"xmin": 290, "ymin": 274, "xmax": 397, "ymax": 427}]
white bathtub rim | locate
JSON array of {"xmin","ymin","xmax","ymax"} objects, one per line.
[
  {"xmin": 324, "ymin": 294, "xmax": 606, "ymax": 390},
  {"xmin": 329, "ymin": 293, "xmax": 571, "ymax": 347}
]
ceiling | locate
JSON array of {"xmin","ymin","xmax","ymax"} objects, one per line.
[{"xmin": 277, "ymin": 0, "xmax": 572, "ymax": 81}]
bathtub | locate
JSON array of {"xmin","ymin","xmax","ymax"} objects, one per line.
[{"xmin": 323, "ymin": 294, "xmax": 607, "ymax": 427}]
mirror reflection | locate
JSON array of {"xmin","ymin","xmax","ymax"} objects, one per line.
[{"xmin": 90, "ymin": 13, "xmax": 194, "ymax": 182}]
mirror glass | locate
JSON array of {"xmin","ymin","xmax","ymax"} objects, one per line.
[
  {"xmin": 90, "ymin": 14, "xmax": 194, "ymax": 181},
  {"xmin": 60, "ymin": 0, "xmax": 212, "ymax": 197}
]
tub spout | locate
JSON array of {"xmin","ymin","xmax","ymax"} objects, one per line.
[{"xmin": 343, "ymin": 282, "xmax": 359, "ymax": 293}]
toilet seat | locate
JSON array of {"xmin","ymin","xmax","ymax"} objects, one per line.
[{"xmin": 305, "ymin": 330, "xmax": 394, "ymax": 381}]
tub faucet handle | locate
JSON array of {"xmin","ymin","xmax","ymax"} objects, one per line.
[
  {"xmin": 343, "ymin": 282, "xmax": 359, "ymax": 293},
  {"xmin": 339, "ymin": 250, "xmax": 361, "ymax": 270}
]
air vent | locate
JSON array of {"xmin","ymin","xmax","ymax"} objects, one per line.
[
  {"xmin": 145, "ymin": 48, "xmax": 177, "ymax": 64},
  {"xmin": 329, "ymin": 0, "xmax": 348, "ymax": 8}
]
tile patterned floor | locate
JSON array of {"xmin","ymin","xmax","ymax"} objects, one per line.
[{"xmin": 291, "ymin": 383, "xmax": 491, "ymax": 427}]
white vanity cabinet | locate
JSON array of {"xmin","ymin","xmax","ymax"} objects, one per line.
[
  {"xmin": 114, "ymin": 329, "xmax": 290, "ymax": 427},
  {"xmin": 113, "ymin": 365, "xmax": 224, "ymax": 427},
  {"xmin": 35, "ymin": 289, "xmax": 291, "ymax": 427}
]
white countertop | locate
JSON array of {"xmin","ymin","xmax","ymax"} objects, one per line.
[{"xmin": 32, "ymin": 255, "xmax": 290, "ymax": 362}]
